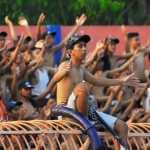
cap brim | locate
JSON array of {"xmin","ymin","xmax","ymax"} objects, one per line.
[
  {"xmin": 76, "ymin": 35, "xmax": 91, "ymax": 44},
  {"xmin": 16, "ymin": 102, "xmax": 23, "ymax": 106},
  {"xmin": 0, "ymin": 32, "xmax": 7, "ymax": 37},
  {"xmin": 112, "ymin": 39, "xmax": 119, "ymax": 44},
  {"xmin": 47, "ymin": 31, "xmax": 57, "ymax": 36},
  {"xmin": 25, "ymin": 36, "xmax": 31, "ymax": 42},
  {"xmin": 24, "ymin": 86, "xmax": 34, "ymax": 89}
]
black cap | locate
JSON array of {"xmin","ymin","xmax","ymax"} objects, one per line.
[
  {"xmin": 127, "ymin": 32, "xmax": 139, "ymax": 39},
  {"xmin": 104, "ymin": 37, "xmax": 119, "ymax": 45},
  {"xmin": 18, "ymin": 36, "xmax": 31, "ymax": 42},
  {"xmin": 6, "ymin": 101, "xmax": 23, "ymax": 112},
  {"xmin": 41, "ymin": 31, "xmax": 57, "ymax": 40},
  {"xmin": 0, "ymin": 31, "xmax": 7, "ymax": 37},
  {"xmin": 18, "ymin": 80, "xmax": 34, "ymax": 90},
  {"xmin": 65, "ymin": 33, "xmax": 91, "ymax": 50},
  {"xmin": 7, "ymin": 47, "xmax": 15, "ymax": 52}
]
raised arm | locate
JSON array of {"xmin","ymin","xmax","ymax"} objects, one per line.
[
  {"xmin": 121, "ymin": 25, "xmax": 130, "ymax": 54},
  {"xmin": 34, "ymin": 78, "xmax": 56, "ymax": 101},
  {"xmin": 53, "ymin": 61, "xmax": 70, "ymax": 83},
  {"xmin": 107, "ymin": 51, "xmax": 140, "ymax": 77},
  {"xmin": 51, "ymin": 14, "xmax": 87, "ymax": 53},
  {"xmin": 110, "ymin": 91, "xmax": 123, "ymax": 116},
  {"xmin": 5, "ymin": 16, "xmax": 18, "ymax": 46},
  {"xmin": 4, "ymin": 34, "xmax": 24, "ymax": 71},
  {"xmin": 36, "ymin": 13, "xmax": 45, "ymax": 41},
  {"xmin": 116, "ymin": 52, "xmax": 133, "ymax": 60},
  {"xmin": 18, "ymin": 17, "xmax": 36, "ymax": 47},
  {"xmin": 83, "ymin": 68, "xmax": 139, "ymax": 87}
]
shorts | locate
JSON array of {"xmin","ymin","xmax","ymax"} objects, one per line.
[{"xmin": 66, "ymin": 93, "xmax": 117, "ymax": 130}]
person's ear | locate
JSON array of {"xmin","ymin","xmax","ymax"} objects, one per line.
[{"xmin": 67, "ymin": 50, "xmax": 72, "ymax": 56}]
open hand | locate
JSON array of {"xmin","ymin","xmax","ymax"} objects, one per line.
[
  {"xmin": 96, "ymin": 40, "xmax": 104, "ymax": 50},
  {"xmin": 123, "ymin": 73, "xmax": 140, "ymax": 87},
  {"xmin": 43, "ymin": 98, "xmax": 56, "ymax": 117},
  {"xmin": 18, "ymin": 17, "xmax": 28, "ymax": 26},
  {"xmin": 37, "ymin": 13, "xmax": 45, "ymax": 25},
  {"xmin": 76, "ymin": 14, "xmax": 87, "ymax": 26},
  {"xmin": 5, "ymin": 16, "xmax": 12, "ymax": 25},
  {"xmin": 66, "ymin": 59, "xmax": 72, "ymax": 72},
  {"xmin": 121, "ymin": 25, "xmax": 126, "ymax": 35}
]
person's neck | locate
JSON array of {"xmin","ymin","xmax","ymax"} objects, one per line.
[
  {"xmin": 38, "ymin": 65, "xmax": 43, "ymax": 70},
  {"xmin": 107, "ymin": 51, "xmax": 113, "ymax": 56},
  {"xmin": 130, "ymin": 47, "xmax": 136, "ymax": 53},
  {"xmin": 71, "ymin": 58, "xmax": 82, "ymax": 69},
  {"xmin": 21, "ymin": 96, "xmax": 30, "ymax": 102}
]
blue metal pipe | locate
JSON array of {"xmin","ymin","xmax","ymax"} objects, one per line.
[{"xmin": 52, "ymin": 106, "xmax": 101, "ymax": 150}]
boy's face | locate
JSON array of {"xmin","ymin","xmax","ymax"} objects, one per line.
[
  {"xmin": 130, "ymin": 36, "xmax": 141, "ymax": 49},
  {"xmin": 20, "ymin": 40, "xmax": 28, "ymax": 52},
  {"xmin": 0, "ymin": 36, "xmax": 5, "ymax": 48},
  {"xmin": 45, "ymin": 34, "xmax": 54, "ymax": 47},
  {"xmin": 69, "ymin": 41, "xmax": 87, "ymax": 60},
  {"xmin": 9, "ymin": 105, "xmax": 22, "ymax": 120},
  {"xmin": 20, "ymin": 88, "xmax": 32, "ymax": 98},
  {"xmin": 107, "ymin": 42, "xmax": 116, "ymax": 53}
]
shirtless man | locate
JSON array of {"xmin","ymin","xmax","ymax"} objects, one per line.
[
  {"xmin": 39, "ymin": 14, "xmax": 87, "ymax": 67},
  {"xmin": 122, "ymin": 26, "xmax": 150, "ymax": 82},
  {"xmin": 53, "ymin": 33, "xmax": 139, "ymax": 148},
  {"xmin": 90, "ymin": 50, "xmax": 139, "ymax": 104}
]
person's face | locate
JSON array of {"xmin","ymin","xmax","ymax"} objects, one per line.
[
  {"xmin": 107, "ymin": 42, "xmax": 116, "ymax": 53},
  {"xmin": 69, "ymin": 41, "xmax": 87, "ymax": 61},
  {"xmin": 45, "ymin": 34, "xmax": 54, "ymax": 47},
  {"xmin": 20, "ymin": 88, "xmax": 32, "ymax": 98},
  {"xmin": 0, "ymin": 36, "xmax": 5, "ymax": 48},
  {"xmin": 9, "ymin": 105, "xmax": 22, "ymax": 119},
  {"xmin": 130, "ymin": 36, "xmax": 141, "ymax": 49},
  {"xmin": 15, "ymin": 53, "xmax": 23, "ymax": 64},
  {"xmin": 20, "ymin": 40, "xmax": 28, "ymax": 52},
  {"xmin": 32, "ymin": 49, "xmax": 41, "ymax": 59}
]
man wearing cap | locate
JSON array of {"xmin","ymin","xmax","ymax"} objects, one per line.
[
  {"xmin": 0, "ymin": 31, "xmax": 10, "ymax": 55},
  {"xmin": 39, "ymin": 14, "xmax": 87, "ymax": 67},
  {"xmin": 53, "ymin": 33, "xmax": 139, "ymax": 147},
  {"xmin": 18, "ymin": 80, "xmax": 39, "ymax": 120},
  {"xmin": 6, "ymin": 101, "xmax": 24, "ymax": 121}
]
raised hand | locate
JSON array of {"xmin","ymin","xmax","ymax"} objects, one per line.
[
  {"xmin": 18, "ymin": 17, "xmax": 28, "ymax": 26},
  {"xmin": 123, "ymin": 73, "xmax": 140, "ymax": 87},
  {"xmin": 17, "ymin": 33, "xmax": 24, "ymax": 46},
  {"xmin": 65, "ymin": 59, "xmax": 72, "ymax": 72},
  {"xmin": 5, "ymin": 16, "xmax": 12, "ymax": 25},
  {"xmin": 96, "ymin": 40, "xmax": 104, "ymax": 50},
  {"xmin": 43, "ymin": 98, "xmax": 56, "ymax": 117},
  {"xmin": 37, "ymin": 13, "xmax": 45, "ymax": 25},
  {"xmin": 18, "ymin": 105, "xmax": 27, "ymax": 120},
  {"xmin": 76, "ymin": 14, "xmax": 87, "ymax": 26},
  {"xmin": 133, "ymin": 108, "xmax": 145, "ymax": 121},
  {"xmin": 121, "ymin": 25, "xmax": 126, "ymax": 35}
]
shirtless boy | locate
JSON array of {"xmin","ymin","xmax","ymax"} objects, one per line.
[{"xmin": 53, "ymin": 33, "xmax": 139, "ymax": 149}]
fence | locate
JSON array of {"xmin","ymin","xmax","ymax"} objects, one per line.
[{"xmin": 0, "ymin": 106, "xmax": 150, "ymax": 150}]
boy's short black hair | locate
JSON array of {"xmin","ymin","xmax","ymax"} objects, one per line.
[{"xmin": 127, "ymin": 32, "xmax": 139, "ymax": 39}]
